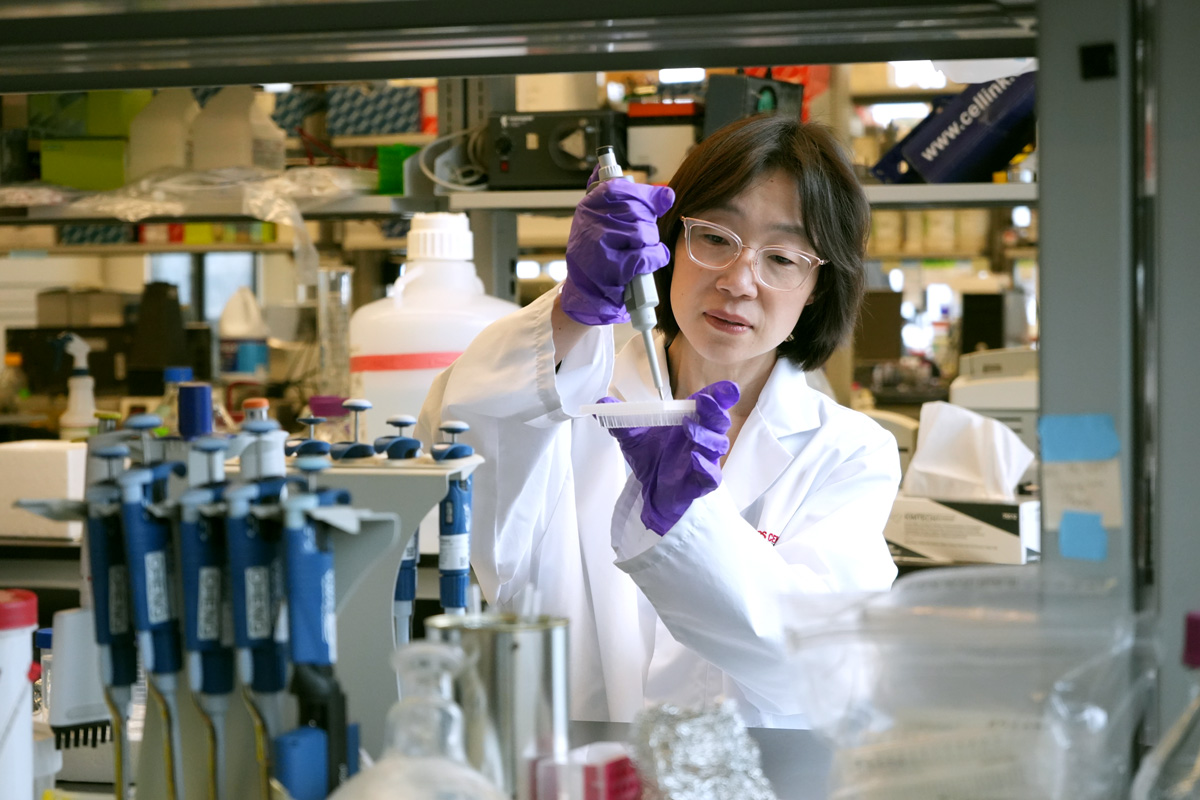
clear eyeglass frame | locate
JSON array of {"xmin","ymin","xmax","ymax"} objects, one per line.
[{"xmin": 680, "ymin": 216, "xmax": 826, "ymax": 291}]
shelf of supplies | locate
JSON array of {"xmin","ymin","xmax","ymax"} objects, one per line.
[
  {"xmin": 448, "ymin": 190, "xmax": 584, "ymax": 212},
  {"xmin": 863, "ymin": 183, "xmax": 1037, "ymax": 206},
  {"xmin": 448, "ymin": 183, "xmax": 1037, "ymax": 212},
  {"xmin": 0, "ymin": 243, "xmax": 295, "ymax": 256},
  {"xmin": 286, "ymin": 133, "xmax": 437, "ymax": 150},
  {"xmin": 866, "ymin": 251, "xmax": 992, "ymax": 262},
  {"xmin": 0, "ymin": 194, "xmax": 445, "ymax": 226}
]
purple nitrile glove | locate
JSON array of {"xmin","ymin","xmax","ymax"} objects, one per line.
[
  {"xmin": 560, "ymin": 168, "xmax": 675, "ymax": 326},
  {"xmin": 601, "ymin": 381, "xmax": 741, "ymax": 535}
]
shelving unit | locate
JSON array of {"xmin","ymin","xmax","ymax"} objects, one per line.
[
  {"xmin": 0, "ymin": 242, "xmax": 295, "ymax": 256},
  {"xmin": 446, "ymin": 182, "xmax": 1037, "ymax": 213},
  {"xmin": 0, "ymin": 194, "xmax": 443, "ymax": 226}
]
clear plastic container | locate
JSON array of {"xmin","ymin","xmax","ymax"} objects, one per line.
[
  {"xmin": 1131, "ymin": 611, "xmax": 1200, "ymax": 800},
  {"xmin": 785, "ymin": 565, "xmax": 1150, "ymax": 800}
]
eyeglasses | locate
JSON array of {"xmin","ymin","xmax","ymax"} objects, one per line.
[{"xmin": 680, "ymin": 216, "xmax": 826, "ymax": 292}]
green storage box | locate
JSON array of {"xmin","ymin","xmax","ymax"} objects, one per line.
[
  {"xmin": 376, "ymin": 143, "xmax": 422, "ymax": 195},
  {"xmin": 41, "ymin": 139, "xmax": 127, "ymax": 190}
]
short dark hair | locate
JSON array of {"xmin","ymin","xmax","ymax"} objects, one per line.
[{"xmin": 654, "ymin": 115, "xmax": 870, "ymax": 371}]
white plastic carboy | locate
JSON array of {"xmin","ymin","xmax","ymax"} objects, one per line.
[{"xmin": 348, "ymin": 212, "xmax": 518, "ymax": 443}]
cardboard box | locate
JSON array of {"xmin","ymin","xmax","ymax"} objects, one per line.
[{"xmin": 885, "ymin": 493, "xmax": 1040, "ymax": 565}]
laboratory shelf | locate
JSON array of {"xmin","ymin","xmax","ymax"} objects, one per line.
[
  {"xmin": 0, "ymin": 194, "xmax": 444, "ymax": 226},
  {"xmin": 863, "ymin": 182, "xmax": 1037, "ymax": 207},
  {"xmin": 448, "ymin": 183, "xmax": 1037, "ymax": 213},
  {"xmin": 0, "ymin": 1, "xmax": 1035, "ymax": 93},
  {"xmin": 448, "ymin": 190, "xmax": 584, "ymax": 212},
  {"xmin": 0, "ymin": 243, "xmax": 295, "ymax": 256}
]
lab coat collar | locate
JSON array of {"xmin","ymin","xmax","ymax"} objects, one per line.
[{"xmin": 611, "ymin": 333, "xmax": 824, "ymax": 514}]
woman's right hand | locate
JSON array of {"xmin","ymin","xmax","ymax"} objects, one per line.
[{"xmin": 560, "ymin": 172, "xmax": 675, "ymax": 326}]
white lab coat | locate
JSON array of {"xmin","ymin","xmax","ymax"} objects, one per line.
[{"xmin": 418, "ymin": 287, "xmax": 899, "ymax": 728}]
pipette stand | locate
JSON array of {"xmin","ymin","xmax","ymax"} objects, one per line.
[{"xmin": 21, "ymin": 447, "xmax": 483, "ymax": 799}]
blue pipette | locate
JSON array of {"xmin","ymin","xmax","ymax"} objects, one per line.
[{"xmin": 432, "ymin": 421, "xmax": 474, "ymax": 615}]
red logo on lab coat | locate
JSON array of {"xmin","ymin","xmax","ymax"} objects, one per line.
[{"xmin": 758, "ymin": 530, "xmax": 779, "ymax": 546}]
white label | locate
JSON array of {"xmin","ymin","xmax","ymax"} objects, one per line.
[
  {"xmin": 401, "ymin": 536, "xmax": 418, "ymax": 562},
  {"xmin": 109, "ymin": 565, "xmax": 129, "ymax": 634},
  {"xmin": 197, "ymin": 566, "xmax": 221, "ymax": 642},
  {"xmin": 246, "ymin": 566, "xmax": 271, "ymax": 640},
  {"xmin": 322, "ymin": 569, "xmax": 337, "ymax": 660},
  {"xmin": 1041, "ymin": 458, "xmax": 1125, "ymax": 530},
  {"xmin": 439, "ymin": 535, "xmax": 470, "ymax": 571},
  {"xmin": 145, "ymin": 551, "xmax": 170, "ymax": 625}
]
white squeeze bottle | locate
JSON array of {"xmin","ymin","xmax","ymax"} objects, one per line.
[
  {"xmin": 218, "ymin": 286, "xmax": 270, "ymax": 382},
  {"xmin": 190, "ymin": 85, "xmax": 286, "ymax": 172},
  {"xmin": 127, "ymin": 88, "xmax": 201, "ymax": 181}
]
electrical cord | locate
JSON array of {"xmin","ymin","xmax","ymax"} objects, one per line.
[{"xmin": 418, "ymin": 124, "xmax": 490, "ymax": 192}]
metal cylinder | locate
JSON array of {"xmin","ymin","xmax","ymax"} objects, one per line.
[{"xmin": 424, "ymin": 613, "xmax": 569, "ymax": 800}]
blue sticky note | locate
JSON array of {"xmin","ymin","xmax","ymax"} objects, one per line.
[
  {"xmin": 1059, "ymin": 510, "xmax": 1108, "ymax": 562},
  {"xmin": 1038, "ymin": 414, "xmax": 1121, "ymax": 463}
]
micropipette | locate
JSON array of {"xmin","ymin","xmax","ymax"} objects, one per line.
[{"xmin": 592, "ymin": 145, "xmax": 670, "ymax": 403}]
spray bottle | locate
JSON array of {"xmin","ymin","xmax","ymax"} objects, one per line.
[{"xmin": 58, "ymin": 334, "xmax": 97, "ymax": 441}]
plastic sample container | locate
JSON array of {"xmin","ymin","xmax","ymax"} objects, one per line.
[{"xmin": 0, "ymin": 589, "xmax": 39, "ymax": 800}]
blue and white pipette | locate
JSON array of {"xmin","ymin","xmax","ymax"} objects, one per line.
[
  {"xmin": 277, "ymin": 456, "xmax": 355, "ymax": 797},
  {"xmin": 179, "ymin": 436, "xmax": 235, "ymax": 800},
  {"xmin": 225, "ymin": 418, "xmax": 294, "ymax": 748},
  {"xmin": 84, "ymin": 443, "xmax": 138, "ymax": 799},
  {"xmin": 432, "ymin": 421, "xmax": 474, "ymax": 615},
  {"xmin": 373, "ymin": 414, "xmax": 424, "ymax": 644},
  {"xmin": 117, "ymin": 413, "xmax": 188, "ymax": 799}
]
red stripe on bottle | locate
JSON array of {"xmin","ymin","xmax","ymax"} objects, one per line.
[{"xmin": 350, "ymin": 352, "xmax": 463, "ymax": 372}]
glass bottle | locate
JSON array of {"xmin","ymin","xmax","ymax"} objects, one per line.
[
  {"xmin": 1131, "ymin": 610, "xmax": 1200, "ymax": 800},
  {"xmin": 327, "ymin": 642, "xmax": 505, "ymax": 800}
]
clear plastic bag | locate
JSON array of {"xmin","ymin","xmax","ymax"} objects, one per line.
[
  {"xmin": 785, "ymin": 565, "xmax": 1151, "ymax": 800},
  {"xmin": 61, "ymin": 166, "xmax": 376, "ymax": 286}
]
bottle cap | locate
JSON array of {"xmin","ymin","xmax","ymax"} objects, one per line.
[
  {"xmin": 242, "ymin": 398, "xmax": 270, "ymax": 410},
  {"xmin": 407, "ymin": 212, "xmax": 474, "ymax": 262},
  {"xmin": 1185, "ymin": 611, "xmax": 1200, "ymax": 668},
  {"xmin": 178, "ymin": 382, "xmax": 214, "ymax": 441},
  {"xmin": 4, "ymin": 352, "xmax": 21, "ymax": 368},
  {"xmin": 163, "ymin": 366, "xmax": 194, "ymax": 384},
  {"xmin": 0, "ymin": 589, "xmax": 37, "ymax": 631},
  {"xmin": 35, "ymin": 628, "xmax": 52, "ymax": 650}
]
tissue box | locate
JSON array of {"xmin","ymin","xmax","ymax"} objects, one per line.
[
  {"xmin": 0, "ymin": 440, "xmax": 87, "ymax": 541},
  {"xmin": 885, "ymin": 494, "xmax": 1040, "ymax": 565}
]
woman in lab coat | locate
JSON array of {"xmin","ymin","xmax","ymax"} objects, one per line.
[{"xmin": 419, "ymin": 114, "xmax": 899, "ymax": 729}]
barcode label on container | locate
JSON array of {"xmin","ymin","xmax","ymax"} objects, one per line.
[
  {"xmin": 246, "ymin": 566, "xmax": 271, "ymax": 640},
  {"xmin": 146, "ymin": 551, "xmax": 170, "ymax": 625},
  {"xmin": 197, "ymin": 566, "xmax": 221, "ymax": 641}
]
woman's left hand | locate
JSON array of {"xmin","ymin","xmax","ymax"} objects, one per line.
[{"xmin": 600, "ymin": 381, "xmax": 740, "ymax": 535}]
